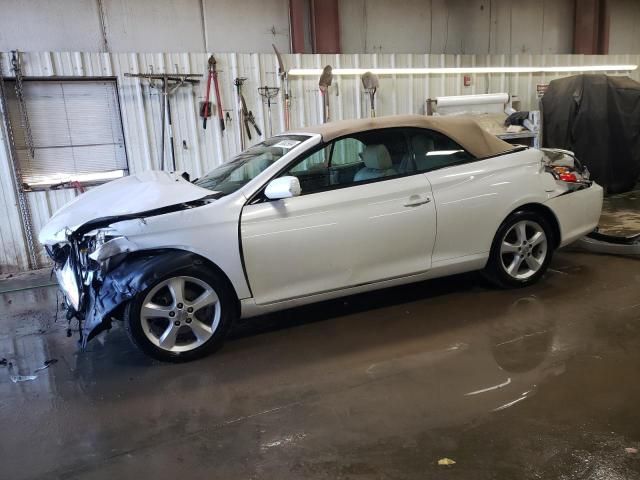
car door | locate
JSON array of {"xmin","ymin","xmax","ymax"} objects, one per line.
[{"xmin": 240, "ymin": 129, "xmax": 437, "ymax": 305}]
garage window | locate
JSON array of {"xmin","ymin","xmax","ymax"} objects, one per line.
[{"xmin": 5, "ymin": 79, "xmax": 128, "ymax": 189}]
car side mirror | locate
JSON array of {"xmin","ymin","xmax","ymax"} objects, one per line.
[{"xmin": 265, "ymin": 176, "xmax": 301, "ymax": 200}]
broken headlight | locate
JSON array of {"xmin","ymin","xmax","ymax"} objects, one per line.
[
  {"xmin": 45, "ymin": 243, "xmax": 70, "ymax": 265},
  {"xmin": 56, "ymin": 259, "xmax": 81, "ymax": 310},
  {"xmin": 88, "ymin": 235, "xmax": 137, "ymax": 263}
]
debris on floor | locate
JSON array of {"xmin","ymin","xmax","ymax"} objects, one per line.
[
  {"xmin": 437, "ymin": 458, "xmax": 456, "ymax": 466},
  {"xmin": 34, "ymin": 359, "xmax": 58, "ymax": 372},
  {"xmin": 625, "ymin": 447, "xmax": 638, "ymax": 454},
  {"xmin": 6, "ymin": 359, "xmax": 60, "ymax": 381},
  {"xmin": 10, "ymin": 375, "xmax": 38, "ymax": 383}
]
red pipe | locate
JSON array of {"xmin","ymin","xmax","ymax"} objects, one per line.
[
  {"xmin": 289, "ymin": 0, "xmax": 307, "ymax": 53},
  {"xmin": 573, "ymin": 0, "xmax": 609, "ymax": 54},
  {"xmin": 311, "ymin": 0, "xmax": 340, "ymax": 54}
]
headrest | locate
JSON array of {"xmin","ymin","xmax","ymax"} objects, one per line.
[
  {"xmin": 361, "ymin": 144, "xmax": 392, "ymax": 170},
  {"xmin": 411, "ymin": 135, "xmax": 434, "ymax": 155}
]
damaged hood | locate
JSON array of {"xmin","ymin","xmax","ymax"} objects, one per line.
[{"xmin": 39, "ymin": 171, "xmax": 215, "ymax": 245}]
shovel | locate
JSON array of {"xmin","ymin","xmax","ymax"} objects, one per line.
[
  {"xmin": 361, "ymin": 71, "xmax": 379, "ymax": 118},
  {"xmin": 319, "ymin": 65, "xmax": 333, "ymax": 123}
]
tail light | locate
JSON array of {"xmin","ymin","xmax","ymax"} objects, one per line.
[
  {"xmin": 550, "ymin": 166, "xmax": 584, "ymax": 184},
  {"xmin": 542, "ymin": 149, "xmax": 591, "ymax": 188},
  {"xmin": 558, "ymin": 172, "xmax": 578, "ymax": 183}
]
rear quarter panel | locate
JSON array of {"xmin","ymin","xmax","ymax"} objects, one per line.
[
  {"xmin": 425, "ymin": 148, "xmax": 550, "ymax": 265},
  {"xmin": 544, "ymin": 183, "xmax": 603, "ymax": 247}
]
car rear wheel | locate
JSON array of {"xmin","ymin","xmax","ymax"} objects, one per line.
[
  {"xmin": 124, "ymin": 266, "xmax": 235, "ymax": 362},
  {"xmin": 483, "ymin": 210, "xmax": 554, "ymax": 289}
]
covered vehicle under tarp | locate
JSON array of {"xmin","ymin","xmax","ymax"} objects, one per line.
[{"xmin": 542, "ymin": 74, "xmax": 640, "ymax": 194}]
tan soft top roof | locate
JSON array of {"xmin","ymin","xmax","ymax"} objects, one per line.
[{"xmin": 296, "ymin": 114, "xmax": 516, "ymax": 159}]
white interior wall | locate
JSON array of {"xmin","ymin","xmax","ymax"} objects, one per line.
[
  {"xmin": 609, "ymin": 0, "xmax": 640, "ymax": 54},
  {"xmin": 339, "ymin": 0, "xmax": 576, "ymax": 54},
  {"xmin": 1, "ymin": 0, "xmax": 639, "ymax": 55},
  {"xmin": 202, "ymin": 0, "xmax": 291, "ymax": 53},
  {"xmin": 0, "ymin": 0, "xmax": 580, "ymax": 55},
  {"xmin": 0, "ymin": 0, "xmax": 290, "ymax": 53},
  {"xmin": 102, "ymin": 0, "xmax": 205, "ymax": 52},
  {"xmin": 0, "ymin": 0, "xmax": 105, "ymax": 52}
]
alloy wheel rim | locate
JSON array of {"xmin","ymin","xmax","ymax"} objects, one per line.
[
  {"xmin": 500, "ymin": 220, "xmax": 548, "ymax": 280},
  {"xmin": 140, "ymin": 276, "xmax": 221, "ymax": 352}
]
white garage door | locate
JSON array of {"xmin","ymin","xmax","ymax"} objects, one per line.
[{"xmin": 5, "ymin": 79, "xmax": 128, "ymax": 188}]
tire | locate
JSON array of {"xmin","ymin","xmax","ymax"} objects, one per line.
[
  {"xmin": 483, "ymin": 210, "xmax": 555, "ymax": 289},
  {"xmin": 124, "ymin": 264, "xmax": 236, "ymax": 362}
]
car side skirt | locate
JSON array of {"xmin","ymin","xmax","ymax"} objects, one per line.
[{"xmin": 239, "ymin": 253, "xmax": 487, "ymax": 318}]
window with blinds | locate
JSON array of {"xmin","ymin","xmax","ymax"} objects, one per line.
[{"xmin": 5, "ymin": 79, "xmax": 128, "ymax": 189}]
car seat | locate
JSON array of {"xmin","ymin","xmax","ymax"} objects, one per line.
[{"xmin": 354, "ymin": 145, "xmax": 398, "ymax": 182}]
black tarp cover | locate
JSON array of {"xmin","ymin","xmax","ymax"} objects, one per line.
[{"xmin": 542, "ymin": 74, "xmax": 640, "ymax": 193}]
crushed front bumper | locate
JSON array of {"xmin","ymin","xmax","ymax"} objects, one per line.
[{"xmin": 54, "ymin": 250, "xmax": 207, "ymax": 346}]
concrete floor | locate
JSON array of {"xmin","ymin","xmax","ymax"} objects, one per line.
[
  {"xmin": 1, "ymin": 199, "xmax": 640, "ymax": 479},
  {"xmin": 599, "ymin": 189, "xmax": 640, "ymax": 236}
]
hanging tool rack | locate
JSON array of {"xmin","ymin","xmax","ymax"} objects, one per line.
[
  {"xmin": 124, "ymin": 70, "xmax": 200, "ymax": 171},
  {"xmin": 0, "ymin": 51, "xmax": 39, "ymax": 269}
]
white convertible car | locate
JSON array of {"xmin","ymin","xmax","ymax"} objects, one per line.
[{"xmin": 39, "ymin": 115, "xmax": 603, "ymax": 361}]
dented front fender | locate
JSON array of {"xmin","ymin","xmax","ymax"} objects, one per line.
[{"xmin": 82, "ymin": 250, "xmax": 208, "ymax": 344}]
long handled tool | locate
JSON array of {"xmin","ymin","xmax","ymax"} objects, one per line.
[
  {"xmin": 319, "ymin": 65, "xmax": 333, "ymax": 123},
  {"xmin": 361, "ymin": 71, "xmax": 379, "ymax": 118},
  {"xmin": 258, "ymin": 86, "xmax": 279, "ymax": 137},
  {"xmin": 241, "ymin": 95, "xmax": 262, "ymax": 140},
  {"xmin": 211, "ymin": 56, "xmax": 225, "ymax": 132},
  {"xmin": 202, "ymin": 58, "xmax": 213, "ymax": 129},
  {"xmin": 202, "ymin": 55, "xmax": 225, "ymax": 132},
  {"xmin": 272, "ymin": 43, "xmax": 290, "ymax": 131},
  {"xmin": 234, "ymin": 77, "xmax": 261, "ymax": 149},
  {"xmin": 165, "ymin": 88, "xmax": 176, "ymax": 167}
]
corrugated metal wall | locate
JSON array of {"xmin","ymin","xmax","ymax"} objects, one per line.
[{"xmin": 1, "ymin": 51, "xmax": 639, "ymax": 273}]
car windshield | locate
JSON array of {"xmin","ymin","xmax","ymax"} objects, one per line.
[{"xmin": 194, "ymin": 135, "xmax": 310, "ymax": 195}]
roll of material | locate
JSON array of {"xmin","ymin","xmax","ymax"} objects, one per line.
[{"xmin": 436, "ymin": 93, "xmax": 509, "ymax": 107}]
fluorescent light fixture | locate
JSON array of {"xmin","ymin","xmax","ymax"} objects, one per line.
[{"xmin": 288, "ymin": 65, "xmax": 638, "ymax": 76}]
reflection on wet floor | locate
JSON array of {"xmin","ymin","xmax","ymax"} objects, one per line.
[{"xmin": 1, "ymin": 251, "xmax": 640, "ymax": 479}]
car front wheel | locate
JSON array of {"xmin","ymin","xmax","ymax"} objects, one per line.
[
  {"xmin": 483, "ymin": 211, "xmax": 554, "ymax": 288},
  {"xmin": 124, "ymin": 266, "xmax": 235, "ymax": 362}
]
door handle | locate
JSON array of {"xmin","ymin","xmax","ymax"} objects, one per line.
[{"xmin": 404, "ymin": 195, "xmax": 431, "ymax": 207}]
